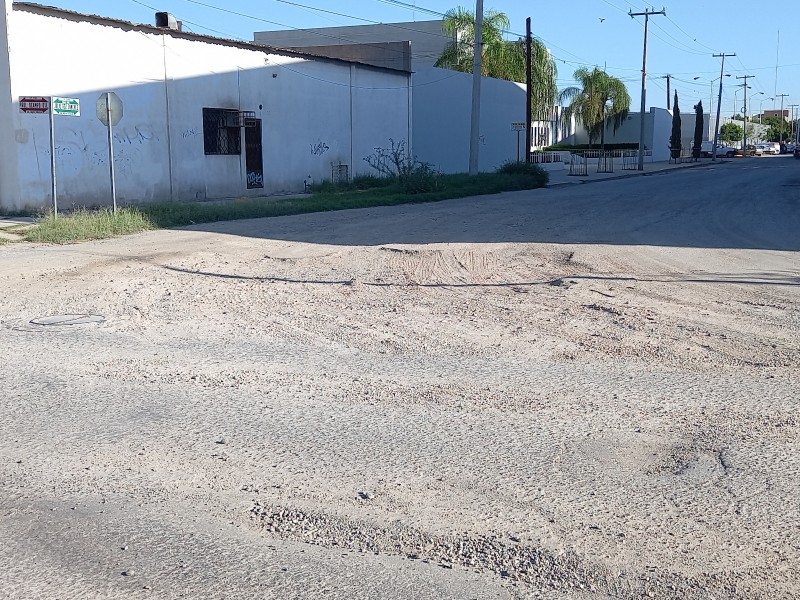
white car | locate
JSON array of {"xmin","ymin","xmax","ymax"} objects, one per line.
[
  {"xmin": 700, "ymin": 142, "xmax": 737, "ymax": 158},
  {"xmin": 762, "ymin": 142, "xmax": 780, "ymax": 155}
]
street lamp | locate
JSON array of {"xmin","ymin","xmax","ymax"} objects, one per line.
[
  {"xmin": 733, "ymin": 85, "xmax": 750, "ymax": 118},
  {"xmin": 695, "ymin": 74, "xmax": 730, "ymax": 116},
  {"xmin": 759, "ymin": 96, "xmax": 774, "ymax": 123},
  {"xmin": 752, "ymin": 92, "xmax": 764, "ymax": 142}
]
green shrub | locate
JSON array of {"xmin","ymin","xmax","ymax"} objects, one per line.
[
  {"xmin": 495, "ymin": 161, "xmax": 549, "ymax": 187},
  {"xmin": 351, "ymin": 174, "xmax": 394, "ymax": 190},
  {"xmin": 399, "ymin": 163, "xmax": 440, "ymax": 194}
]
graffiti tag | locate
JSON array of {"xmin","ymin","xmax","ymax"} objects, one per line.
[
  {"xmin": 247, "ymin": 171, "xmax": 264, "ymax": 188},
  {"xmin": 310, "ymin": 141, "xmax": 330, "ymax": 156}
]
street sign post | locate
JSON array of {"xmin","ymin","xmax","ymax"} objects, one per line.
[
  {"xmin": 97, "ymin": 92, "xmax": 123, "ymax": 213},
  {"xmin": 511, "ymin": 122, "xmax": 526, "ymax": 162},
  {"xmin": 97, "ymin": 92, "xmax": 123, "ymax": 126},
  {"xmin": 19, "ymin": 96, "xmax": 81, "ymax": 217},
  {"xmin": 19, "ymin": 97, "xmax": 49, "ymax": 114},
  {"xmin": 52, "ymin": 97, "xmax": 80, "ymax": 117}
]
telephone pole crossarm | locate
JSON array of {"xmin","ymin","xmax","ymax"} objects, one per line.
[{"xmin": 629, "ymin": 8, "xmax": 666, "ymax": 170}]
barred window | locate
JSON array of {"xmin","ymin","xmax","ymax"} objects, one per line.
[{"xmin": 203, "ymin": 108, "xmax": 241, "ymax": 155}]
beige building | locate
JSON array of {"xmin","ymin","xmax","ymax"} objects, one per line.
[
  {"xmin": 763, "ymin": 109, "xmax": 790, "ymax": 122},
  {"xmin": 254, "ymin": 20, "xmax": 451, "ymax": 72}
]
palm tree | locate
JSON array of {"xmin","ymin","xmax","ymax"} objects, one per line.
[
  {"xmin": 434, "ymin": 6, "xmax": 557, "ymax": 120},
  {"xmin": 559, "ymin": 67, "xmax": 631, "ymax": 148}
]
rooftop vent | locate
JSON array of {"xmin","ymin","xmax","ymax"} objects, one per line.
[{"xmin": 155, "ymin": 12, "xmax": 182, "ymax": 31}]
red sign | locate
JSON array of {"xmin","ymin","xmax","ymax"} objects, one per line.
[{"xmin": 19, "ymin": 96, "xmax": 50, "ymax": 114}]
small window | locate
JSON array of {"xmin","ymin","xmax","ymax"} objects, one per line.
[{"xmin": 203, "ymin": 108, "xmax": 241, "ymax": 155}]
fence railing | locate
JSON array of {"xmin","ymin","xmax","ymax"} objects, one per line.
[
  {"xmin": 568, "ymin": 153, "xmax": 588, "ymax": 176},
  {"xmin": 530, "ymin": 151, "xmax": 569, "ymax": 164},
  {"xmin": 597, "ymin": 151, "xmax": 614, "ymax": 173},
  {"xmin": 622, "ymin": 151, "xmax": 639, "ymax": 170}
]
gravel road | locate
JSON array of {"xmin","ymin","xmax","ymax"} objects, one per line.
[{"xmin": 1, "ymin": 158, "xmax": 798, "ymax": 598}]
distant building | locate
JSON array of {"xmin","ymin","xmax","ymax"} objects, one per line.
[
  {"xmin": 254, "ymin": 20, "xmax": 451, "ymax": 72},
  {"xmin": 763, "ymin": 109, "xmax": 790, "ymax": 122}
]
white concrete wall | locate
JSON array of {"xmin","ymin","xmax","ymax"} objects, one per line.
[
  {"xmin": 412, "ymin": 66, "xmax": 528, "ymax": 173},
  {"xmin": 650, "ymin": 108, "xmax": 672, "ymax": 162},
  {"xmin": 562, "ymin": 108, "xmax": 672, "ymax": 162},
  {"xmin": 0, "ymin": 0, "xmax": 19, "ymax": 209},
  {"xmin": 1, "ymin": 6, "xmax": 411, "ymax": 210}
]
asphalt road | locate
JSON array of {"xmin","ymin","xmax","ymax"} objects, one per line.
[{"xmin": 0, "ymin": 157, "xmax": 798, "ymax": 599}]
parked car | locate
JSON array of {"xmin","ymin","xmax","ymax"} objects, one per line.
[
  {"xmin": 741, "ymin": 144, "xmax": 760, "ymax": 156},
  {"xmin": 754, "ymin": 144, "xmax": 769, "ymax": 155},
  {"xmin": 763, "ymin": 142, "xmax": 781, "ymax": 155},
  {"xmin": 700, "ymin": 142, "xmax": 737, "ymax": 158}
]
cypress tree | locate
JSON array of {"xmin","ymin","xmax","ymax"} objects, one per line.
[
  {"xmin": 692, "ymin": 101, "xmax": 704, "ymax": 160},
  {"xmin": 670, "ymin": 91, "xmax": 682, "ymax": 160}
]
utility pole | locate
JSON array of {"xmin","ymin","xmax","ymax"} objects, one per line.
[
  {"xmin": 789, "ymin": 104, "xmax": 799, "ymax": 142},
  {"xmin": 736, "ymin": 75, "xmax": 753, "ymax": 152},
  {"xmin": 468, "ymin": 0, "xmax": 484, "ymax": 175},
  {"xmin": 630, "ymin": 8, "xmax": 666, "ymax": 170},
  {"xmin": 525, "ymin": 17, "xmax": 532, "ymax": 163},
  {"xmin": 663, "ymin": 75, "xmax": 671, "ymax": 110},
  {"xmin": 711, "ymin": 53, "xmax": 735, "ymax": 161},
  {"xmin": 776, "ymin": 93, "xmax": 789, "ymax": 143}
]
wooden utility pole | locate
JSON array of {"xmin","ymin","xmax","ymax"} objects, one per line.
[
  {"xmin": 629, "ymin": 8, "xmax": 666, "ymax": 170},
  {"xmin": 776, "ymin": 93, "xmax": 789, "ymax": 142},
  {"xmin": 736, "ymin": 75, "xmax": 753, "ymax": 152},
  {"xmin": 711, "ymin": 53, "xmax": 735, "ymax": 161},
  {"xmin": 525, "ymin": 17, "xmax": 532, "ymax": 163}
]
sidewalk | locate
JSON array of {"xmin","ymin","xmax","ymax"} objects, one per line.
[
  {"xmin": 546, "ymin": 157, "xmax": 731, "ymax": 188},
  {"xmin": 0, "ymin": 216, "xmax": 34, "ymax": 242}
]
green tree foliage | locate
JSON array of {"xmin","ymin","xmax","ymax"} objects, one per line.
[
  {"xmin": 692, "ymin": 101, "xmax": 704, "ymax": 159},
  {"xmin": 670, "ymin": 91, "xmax": 681, "ymax": 159},
  {"xmin": 559, "ymin": 67, "xmax": 631, "ymax": 148},
  {"xmin": 761, "ymin": 115, "xmax": 791, "ymax": 142},
  {"xmin": 719, "ymin": 122, "xmax": 743, "ymax": 144},
  {"xmin": 434, "ymin": 6, "xmax": 557, "ymax": 119}
]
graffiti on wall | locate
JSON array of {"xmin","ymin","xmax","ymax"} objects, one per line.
[
  {"xmin": 181, "ymin": 127, "xmax": 201, "ymax": 140},
  {"xmin": 247, "ymin": 171, "xmax": 264, "ymax": 188},
  {"xmin": 114, "ymin": 125, "xmax": 159, "ymax": 146},
  {"xmin": 38, "ymin": 124, "xmax": 161, "ymax": 179},
  {"xmin": 310, "ymin": 140, "xmax": 330, "ymax": 156}
]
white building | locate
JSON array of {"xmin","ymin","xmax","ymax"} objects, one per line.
[
  {"xmin": 412, "ymin": 66, "xmax": 565, "ymax": 173},
  {"xmin": 0, "ymin": 2, "xmax": 412, "ymax": 211}
]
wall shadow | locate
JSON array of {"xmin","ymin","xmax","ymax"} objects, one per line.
[{"xmin": 179, "ymin": 164, "xmax": 800, "ymax": 252}]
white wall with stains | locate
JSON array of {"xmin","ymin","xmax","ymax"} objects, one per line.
[{"xmin": 0, "ymin": 3, "xmax": 412, "ymax": 210}]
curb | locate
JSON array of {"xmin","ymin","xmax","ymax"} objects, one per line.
[{"xmin": 546, "ymin": 160, "xmax": 731, "ymax": 189}]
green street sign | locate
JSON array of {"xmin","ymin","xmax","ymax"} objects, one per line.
[{"xmin": 52, "ymin": 97, "xmax": 80, "ymax": 117}]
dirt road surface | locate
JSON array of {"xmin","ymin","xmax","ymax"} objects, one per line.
[{"xmin": 1, "ymin": 160, "xmax": 798, "ymax": 599}]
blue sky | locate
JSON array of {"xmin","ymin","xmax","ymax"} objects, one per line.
[{"xmin": 48, "ymin": 0, "xmax": 799, "ymax": 118}]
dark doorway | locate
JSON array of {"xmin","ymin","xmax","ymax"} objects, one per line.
[{"xmin": 245, "ymin": 119, "xmax": 264, "ymax": 189}]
